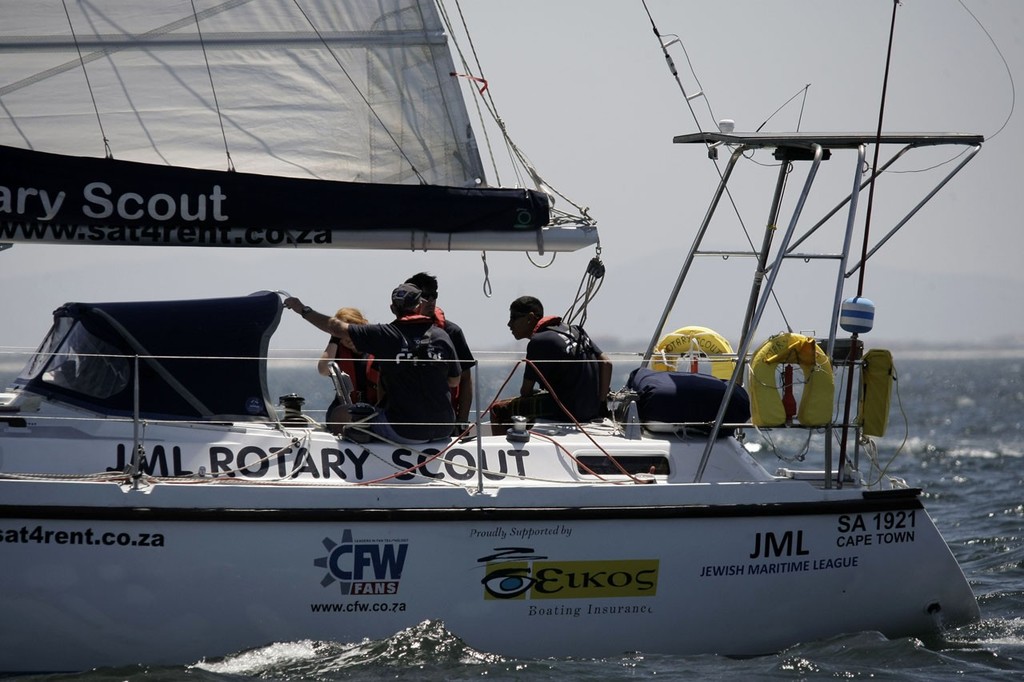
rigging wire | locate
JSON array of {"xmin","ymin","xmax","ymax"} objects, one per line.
[
  {"xmin": 190, "ymin": 0, "xmax": 234, "ymax": 172},
  {"xmin": 755, "ymin": 85, "xmax": 811, "ymax": 133},
  {"xmin": 639, "ymin": 1, "xmax": 709, "ymax": 137},
  {"xmin": 437, "ymin": 0, "xmax": 509, "ymax": 188},
  {"xmin": 959, "ymin": 0, "xmax": 1015, "ymax": 141},
  {"xmin": 441, "ymin": 0, "xmax": 599, "ymax": 288},
  {"xmin": 743, "ymin": 85, "xmax": 810, "ymax": 172},
  {"xmin": 886, "ymin": 0, "xmax": 1013, "ymax": 176},
  {"xmin": 442, "ymin": 0, "xmax": 595, "ymax": 226},
  {"xmin": 640, "ymin": 0, "xmax": 792, "ymax": 333},
  {"xmin": 61, "ymin": 0, "xmax": 111, "ymax": 159},
  {"xmin": 564, "ymin": 253, "xmax": 606, "ymax": 330}
]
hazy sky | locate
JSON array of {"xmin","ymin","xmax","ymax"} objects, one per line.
[{"xmin": 1, "ymin": 0, "xmax": 1021, "ymax": 356}]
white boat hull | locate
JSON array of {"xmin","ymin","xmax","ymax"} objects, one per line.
[{"xmin": 0, "ymin": 472, "xmax": 978, "ymax": 672}]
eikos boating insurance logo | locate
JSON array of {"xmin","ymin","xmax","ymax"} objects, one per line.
[
  {"xmin": 314, "ymin": 529, "xmax": 409, "ymax": 595},
  {"xmin": 478, "ymin": 547, "xmax": 659, "ymax": 600}
]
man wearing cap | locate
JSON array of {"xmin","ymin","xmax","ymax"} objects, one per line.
[
  {"xmin": 404, "ymin": 272, "xmax": 475, "ymax": 427},
  {"xmin": 284, "ymin": 284, "xmax": 461, "ymax": 443}
]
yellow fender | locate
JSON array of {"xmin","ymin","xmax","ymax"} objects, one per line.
[
  {"xmin": 749, "ymin": 333, "xmax": 834, "ymax": 427},
  {"xmin": 652, "ymin": 325, "xmax": 735, "ymax": 380},
  {"xmin": 859, "ymin": 348, "xmax": 894, "ymax": 437}
]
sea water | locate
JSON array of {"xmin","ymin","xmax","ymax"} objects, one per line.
[{"xmin": 1, "ymin": 353, "xmax": 1021, "ymax": 681}]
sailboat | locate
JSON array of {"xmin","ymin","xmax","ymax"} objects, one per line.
[{"xmin": 0, "ymin": 0, "xmax": 982, "ymax": 673}]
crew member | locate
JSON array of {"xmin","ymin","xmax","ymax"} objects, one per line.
[
  {"xmin": 285, "ymin": 285, "xmax": 460, "ymax": 443},
  {"xmin": 490, "ymin": 295, "xmax": 612, "ymax": 434}
]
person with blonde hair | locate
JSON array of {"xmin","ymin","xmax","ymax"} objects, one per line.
[{"xmin": 316, "ymin": 307, "xmax": 377, "ymax": 432}]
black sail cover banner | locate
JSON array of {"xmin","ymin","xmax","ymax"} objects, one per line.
[{"xmin": 0, "ymin": 145, "xmax": 550, "ymax": 247}]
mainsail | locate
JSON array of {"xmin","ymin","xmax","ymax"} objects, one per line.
[{"xmin": 0, "ymin": 0, "xmax": 597, "ymax": 251}]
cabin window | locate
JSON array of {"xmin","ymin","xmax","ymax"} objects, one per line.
[
  {"xmin": 34, "ymin": 322, "xmax": 129, "ymax": 399},
  {"xmin": 18, "ymin": 319, "xmax": 71, "ymax": 381},
  {"xmin": 576, "ymin": 455, "xmax": 670, "ymax": 476}
]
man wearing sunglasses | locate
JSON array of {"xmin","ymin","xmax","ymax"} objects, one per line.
[{"xmin": 491, "ymin": 295, "xmax": 611, "ymax": 435}]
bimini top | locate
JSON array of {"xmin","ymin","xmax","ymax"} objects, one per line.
[{"xmin": 15, "ymin": 291, "xmax": 281, "ymax": 421}]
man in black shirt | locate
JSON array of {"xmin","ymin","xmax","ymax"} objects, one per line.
[
  {"xmin": 490, "ymin": 295, "xmax": 612, "ymax": 434},
  {"xmin": 404, "ymin": 272, "xmax": 476, "ymax": 425},
  {"xmin": 285, "ymin": 284, "xmax": 460, "ymax": 442}
]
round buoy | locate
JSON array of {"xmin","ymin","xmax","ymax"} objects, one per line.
[{"xmin": 840, "ymin": 297, "xmax": 875, "ymax": 334}]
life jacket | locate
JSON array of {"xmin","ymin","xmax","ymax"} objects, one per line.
[
  {"xmin": 528, "ymin": 315, "xmax": 602, "ymax": 422},
  {"xmin": 534, "ymin": 315, "xmax": 596, "ymax": 360},
  {"xmin": 395, "ymin": 314, "xmax": 446, "ymax": 365},
  {"xmin": 431, "ymin": 306, "xmax": 462, "ymax": 410},
  {"xmin": 333, "ymin": 345, "xmax": 378, "ymax": 404},
  {"xmin": 397, "ymin": 313, "xmax": 433, "ymax": 324}
]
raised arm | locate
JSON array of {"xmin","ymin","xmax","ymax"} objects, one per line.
[{"xmin": 283, "ymin": 297, "xmax": 356, "ymax": 351}]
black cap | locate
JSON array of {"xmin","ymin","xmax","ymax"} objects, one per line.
[{"xmin": 391, "ymin": 283, "xmax": 423, "ymax": 312}]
